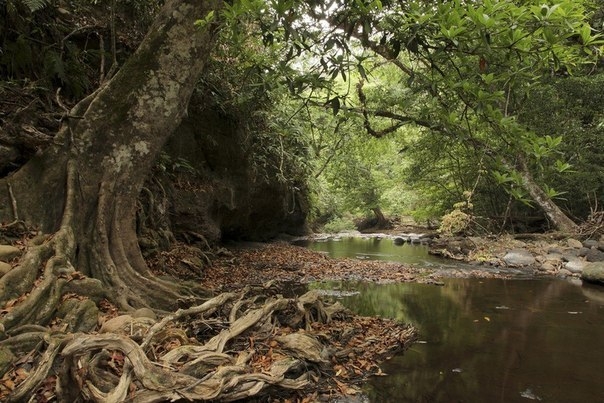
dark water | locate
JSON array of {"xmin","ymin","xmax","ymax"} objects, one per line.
[
  {"xmin": 313, "ymin": 279, "xmax": 604, "ymax": 403},
  {"xmin": 300, "ymin": 238, "xmax": 604, "ymax": 402}
]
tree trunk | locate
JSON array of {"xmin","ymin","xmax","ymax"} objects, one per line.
[
  {"xmin": 0, "ymin": 0, "xmax": 223, "ymax": 316},
  {"xmin": 371, "ymin": 207, "xmax": 389, "ymax": 229},
  {"xmin": 516, "ymin": 157, "xmax": 578, "ymax": 234}
]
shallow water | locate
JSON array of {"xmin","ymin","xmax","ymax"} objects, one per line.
[
  {"xmin": 295, "ymin": 236, "xmax": 447, "ymax": 267},
  {"xmin": 300, "ymin": 238, "xmax": 604, "ymax": 402}
]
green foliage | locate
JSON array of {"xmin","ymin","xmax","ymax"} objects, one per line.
[
  {"xmin": 155, "ymin": 153, "xmax": 198, "ymax": 177},
  {"xmin": 200, "ymin": 0, "xmax": 603, "ymax": 228},
  {"xmin": 517, "ymin": 74, "xmax": 604, "ymax": 218},
  {"xmin": 298, "ymin": 0, "xmax": 601, "ymax": 228},
  {"xmin": 195, "ymin": 11, "xmax": 216, "ymax": 30},
  {"xmin": 19, "ymin": 0, "xmax": 49, "ymax": 12},
  {"xmin": 323, "ymin": 214, "xmax": 357, "ymax": 233},
  {"xmin": 439, "ymin": 192, "xmax": 474, "ymax": 235}
]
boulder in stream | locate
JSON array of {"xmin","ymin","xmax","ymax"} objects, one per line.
[{"xmin": 581, "ymin": 262, "xmax": 604, "ymax": 286}]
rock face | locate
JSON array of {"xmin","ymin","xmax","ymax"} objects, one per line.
[
  {"xmin": 161, "ymin": 94, "xmax": 309, "ymax": 243},
  {"xmin": 503, "ymin": 249, "xmax": 536, "ymax": 267},
  {"xmin": 581, "ymin": 262, "xmax": 604, "ymax": 286}
]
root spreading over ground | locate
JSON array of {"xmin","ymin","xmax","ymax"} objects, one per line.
[{"xmin": 0, "ymin": 237, "xmax": 417, "ymax": 402}]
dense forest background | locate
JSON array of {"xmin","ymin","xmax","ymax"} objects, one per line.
[{"xmin": 1, "ymin": 0, "xmax": 603, "ymax": 242}]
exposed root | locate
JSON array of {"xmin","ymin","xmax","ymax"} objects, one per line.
[
  {"xmin": 0, "ymin": 228, "xmax": 108, "ymax": 334},
  {"xmin": 0, "ymin": 287, "xmax": 416, "ymax": 401}
]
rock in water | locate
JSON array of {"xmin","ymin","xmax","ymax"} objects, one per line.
[{"xmin": 581, "ymin": 262, "xmax": 604, "ymax": 286}]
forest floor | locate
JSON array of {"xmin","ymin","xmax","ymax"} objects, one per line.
[
  {"xmin": 144, "ymin": 239, "xmax": 534, "ymax": 401},
  {"xmin": 150, "ymin": 241, "xmax": 525, "ymax": 292}
]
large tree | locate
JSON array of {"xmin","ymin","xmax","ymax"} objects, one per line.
[
  {"xmin": 0, "ymin": 0, "xmax": 223, "ymax": 312},
  {"xmin": 0, "ymin": 1, "xmax": 347, "ymax": 400}
]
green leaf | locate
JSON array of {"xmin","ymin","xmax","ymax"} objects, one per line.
[
  {"xmin": 22, "ymin": 0, "xmax": 49, "ymax": 12},
  {"xmin": 358, "ymin": 64, "xmax": 368, "ymax": 81},
  {"xmin": 493, "ymin": 171, "xmax": 513, "ymax": 184},
  {"xmin": 580, "ymin": 23, "xmax": 592, "ymax": 45},
  {"xmin": 544, "ymin": 184, "xmax": 567, "ymax": 199},
  {"xmin": 195, "ymin": 10, "xmax": 215, "ymax": 29},
  {"xmin": 554, "ymin": 160, "xmax": 572, "ymax": 173}
]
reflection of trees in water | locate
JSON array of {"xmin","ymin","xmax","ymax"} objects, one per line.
[{"xmin": 338, "ymin": 279, "xmax": 604, "ymax": 402}]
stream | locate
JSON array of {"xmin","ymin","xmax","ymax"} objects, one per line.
[{"xmin": 300, "ymin": 237, "xmax": 604, "ymax": 402}]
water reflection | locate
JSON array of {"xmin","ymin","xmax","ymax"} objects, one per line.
[
  {"xmin": 311, "ymin": 279, "xmax": 604, "ymax": 402},
  {"xmin": 296, "ymin": 237, "xmax": 447, "ymax": 266}
]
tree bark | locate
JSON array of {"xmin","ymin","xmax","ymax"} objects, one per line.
[
  {"xmin": 371, "ymin": 207, "xmax": 389, "ymax": 229},
  {"xmin": 0, "ymin": 0, "xmax": 224, "ymax": 312},
  {"xmin": 516, "ymin": 157, "xmax": 578, "ymax": 234}
]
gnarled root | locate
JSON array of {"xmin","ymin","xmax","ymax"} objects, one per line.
[{"xmin": 1, "ymin": 287, "xmax": 416, "ymax": 401}]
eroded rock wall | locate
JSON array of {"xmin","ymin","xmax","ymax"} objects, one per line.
[{"xmin": 163, "ymin": 99, "xmax": 308, "ymax": 243}]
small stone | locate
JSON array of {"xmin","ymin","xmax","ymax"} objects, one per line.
[
  {"xmin": 567, "ymin": 238, "xmax": 583, "ymax": 249},
  {"xmin": 585, "ymin": 249, "xmax": 604, "ymax": 262},
  {"xmin": 539, "ymin": 262, "xmax": 556, "ymax": 272},
  {"xmin": 503, "ymin": 249, "xmax": 535, "ymax": 267},
  {"xmin": 0, "ymin": 262, "xmax": 11, "ymax": 277},
  {"xmin": 582, "ymin": 240, "xmax": 598, "ymax": 248},
  {"xmin": 393, "ymin": 237, "xmax": 405, "ymax": 245},
  {"xmin": 0, "ymin": 245, "xmax": 20, "ymax": 262},
  {"xmin": 565, "ymin": 259, "xmax": 587, "ymax": 274},
  {"xmin": 547, "ymin": 246, "xmax": 563, "ymax": 254},
  {"xmin": 557, "ymin": 268, "xmax": 572, "ymax": 278},
  {"xmin": 132, "ymin": 307, "xmax": 157, "ymax": 320}
]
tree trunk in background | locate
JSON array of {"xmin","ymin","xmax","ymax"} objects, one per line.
[
  {"xmin": 372, "ymin": 207, "xmax": 389, "ymax": 229},
  {"xmin": 517, "ymin": 157, "xmax": 578, "ymax": 234},
  {"xmin": 0, "ymin": 0, "xmax": 223, "ymax": 314}
]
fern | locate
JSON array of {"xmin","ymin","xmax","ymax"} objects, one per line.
[
  {"xmin": 43, "ymin": 50, "xmax": 67, "ymax": 84},
  {"xmin": 21, "ymin": 0, "xmax": 50, "ymax": 12}
]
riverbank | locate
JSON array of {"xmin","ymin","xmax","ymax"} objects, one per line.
[
  {"xmin": 429, "ymin": 233, "xmax": 604, "ymax": 283},
  {"xmin": 201, "ymin": 241, "xmax": 532, "ymax": 290},
  {"xmin": 278, "ymin": 229, "xmax": 604, "ymax": 283}
]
